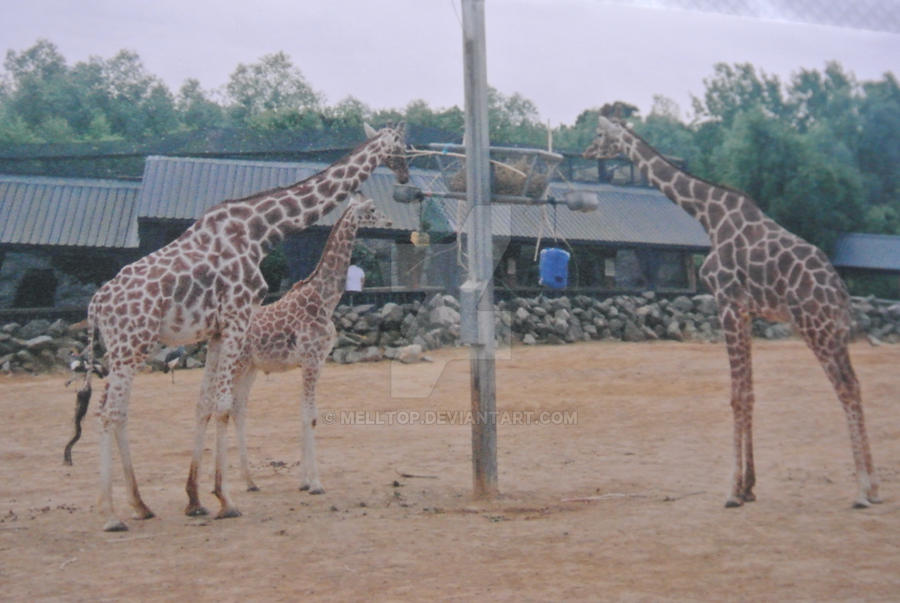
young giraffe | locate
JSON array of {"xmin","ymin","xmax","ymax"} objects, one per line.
[
  {"xmin": 70, "ymin": 123, "xmax": 408, "ymax": 531},
  {"xmin": 584, "ymin": 115, "xmax": 879, "ymax": 508},
  {"xmin": 185, "ymin": 193, "xmax": 390, "ymax": 515}
]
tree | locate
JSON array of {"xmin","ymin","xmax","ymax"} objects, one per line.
[
  {"xmin": 176, "ymin": 79, "xmax": 225, "ymax": 130},
  {"xmin": 634, "ymin": 96, "xmax": 701, "ymax": 170},
  {"xmin": 99, "ymin": 50, "xmax": 178, "ymax": 138},
  {"xmin": 3, "ymin": 39, "xmax": 77, "ymax": 139},
  {"xmin": 717, "ymin": 108, "xmax": 863, "ymax": 250},
  {"xmin": 692, "ymin": 62, "xmax": 787, "ymax": 126},
  {"xmin": 857, "ymin": 73, "xmax": 900, "ymax": 226},
  {"xmin": 324, "ymin": 95, "xmax": 372, "ymax": 130},
  {"xmin": 225, "ymin": 52, "xmax": 322, "ymax": 127},
  {"xmin": 487, "ymin": 87, "xmax": 545, "ymax": 146}
]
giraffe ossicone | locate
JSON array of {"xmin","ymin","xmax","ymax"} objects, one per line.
[
  {"xmin": 66, "ymin": 124, "xmax": 408, "ymax": 531},
  {"xmin": 584, "ymin": 115, "xmax": 879, "ymax": 509}
]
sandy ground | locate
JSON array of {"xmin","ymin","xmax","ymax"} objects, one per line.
[{"xmin": 1, "ymin": 339, "xmax": 898, "ymax": 601}]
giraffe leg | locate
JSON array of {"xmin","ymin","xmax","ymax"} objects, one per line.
[
  {"xmin": 299, "ymin": 363, "xmax": 325, "ymax": 494},
  {"xmin": 798, "ymin": 324, "xmax": 879, "ymax": 508},
  {"xmin": 212, "ymin": 411, "xmax": 241, "ymax": 519},
  {"xmin": 719, "ymin": 304, "xmax": 755, "ymax": 508},
  {"xmin": 185, "ymin": 339, "xmax": 221, "ymax": 516},
  {"xmin": 208, "ymin": 329, "xmax": 245, "ymax": 519},
  {"xmin": 185, "ymin": 410, "xmax": 211, "ymax": 516},
  {"xmin": 233, "ymin": 366, "xmax": 259, "ymax": 492},
  {"xmin": 97, "ymin": 364, "xmax": 154, "ymax": 531}
]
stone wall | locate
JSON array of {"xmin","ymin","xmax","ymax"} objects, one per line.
[{"xmin": 2, "ymin": 293, "xmax": 898, "ymax": 374}]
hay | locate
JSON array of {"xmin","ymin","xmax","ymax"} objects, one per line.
[{"xmin": 447, "ymin": 158, "xmax": 549, "ymax": 198}]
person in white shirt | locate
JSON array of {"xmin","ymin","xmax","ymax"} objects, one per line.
[{"xmin": 346, "ymin": 264, "xmax": 365, "ymax": 292}]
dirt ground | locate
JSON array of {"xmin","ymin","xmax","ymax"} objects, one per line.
[{"xmin": 1, "ymin": 339, "xmax": 898, "ymax": 601}]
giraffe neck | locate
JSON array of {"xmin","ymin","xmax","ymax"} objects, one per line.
[
  {"xmin": 192, "ymin": 134, "xmax": 391, "ymax": 264},
  {"xmin": 617, "ymin": 127, "xmax": 759, "ymax": 234},
  {"xmin": 289, "ymin": 207, "xmax": 361, "ymax": 310}
]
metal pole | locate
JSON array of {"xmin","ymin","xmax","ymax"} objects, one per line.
[{"xmin": 461, "ymin": 0, "xmax": 498, "ymax": 498}]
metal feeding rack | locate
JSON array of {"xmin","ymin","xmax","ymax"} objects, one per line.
[
  {"xmin": 427, "ymin": 143, "xmax": 562, "ymax": 203},
  {"xmin": 394, "ymin": 143, "xmax": 600, "ymax": 212}
]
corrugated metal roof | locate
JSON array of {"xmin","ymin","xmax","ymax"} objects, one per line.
[
  {"xmin": 138, "ymin": 156, "xmax": 710, "ymax": 249},
  {"xmin": 832, "ymin": 232, "xmax": 900, "ymax": 272},
  {"xmin": 0, "ymin": 175, "xmax": 140, "ymax": 248},
  {"xmin": 138, "ymin": 155, "xmax": 434, "ymax": 232},
  {"xmin": 440, "ymin": 180, "xmax": 710, "ymax": 250}
]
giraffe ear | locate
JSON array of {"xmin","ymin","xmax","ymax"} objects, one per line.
[{"xmin": 363, "ymin": 122, "xmax": 378, "ymax": 139}]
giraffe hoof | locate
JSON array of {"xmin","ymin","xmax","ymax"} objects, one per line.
[
  {"xmin": 247, "ymin": 485, "xmax": 260, "ymax": 492},
  {"xmin": 299, "ymin": 484, "xmax": 309, "ymax": 491},
  {"xmin": 308, "ymin": 487, "xmax": 325, "ymax": 495},
  {"xmin": 185, "ymin": 505, "xmax": 209, "ymax": 517},
  {"xmin": 215, "ymin": 508, "xmax": 242, "ymax": 519},
  {"xmin": 741, "ymin": 492, "xmax": 756, "ymax": 503},
  {"xmin": 724, "ymin": 498, "xmax": 743, "ymax": 508},
  {"xmin": 103, "ymin": 519, "xmax": 129, "ymax": 532},
  {"xmin": 133, "ymin": 507, "xmax": 155, "ymax": 520},
  {"xmin": 852, "ymin": 499, "xmax": 872, "ymax": 509}
]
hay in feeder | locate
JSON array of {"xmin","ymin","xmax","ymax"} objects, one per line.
[{"xmin": 447, "ymin": 158, "xmax": 549, "ymax": 198}]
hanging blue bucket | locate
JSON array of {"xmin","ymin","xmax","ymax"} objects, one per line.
[{"xmin": 539, "ymin": 247, "xmax": 570, "ymax": 289}]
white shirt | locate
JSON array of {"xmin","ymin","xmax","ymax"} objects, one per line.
[{"xmin": 345, "ymin": 264, "xmax": 365, "ymax": 292}]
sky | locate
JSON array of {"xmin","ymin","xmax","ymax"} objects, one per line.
[{"xmin": 3, "ymin": 0, "xmax": 899, "ymax": 126}]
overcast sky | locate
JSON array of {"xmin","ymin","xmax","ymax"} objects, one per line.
[{"xmin": 3, "ymin": 0, "xmax": 899, "ymax": 125}]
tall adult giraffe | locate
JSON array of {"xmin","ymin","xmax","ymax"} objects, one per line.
[
  {"xmin": 185, "ymin": 193, "xmax": 390, "ymax": 518},
  {"xmin": 583, "ymin": 116, "xmax": 879, "ymax": 508},
  {"xmin": 69, "ymin": 123, "xmax": 408, "ymax": 531}
]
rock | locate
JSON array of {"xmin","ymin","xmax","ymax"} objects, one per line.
[
  {"xmin": 24, "ymin": 335, "xmax": 55, "ymax": 351},
  {"xmin": 395, "ymin": 344, "xmax": 424, "ymax": 364},
  {"xmin": 515, "ymin": 307, "xmax": 530, "ymax": 322},
  {"xmin": 18, "ymin": 319, "xmax": 51, "ymax": 340},
  {"xmin": 623, "ymin": 320, "xmax": 644, "ymax": 342},
  {"xmin": 47, "ymin": 319, "xmax": 69, "ymax": 337},
  {"xmin": 763, "ymin": 323, "xmax": 793, "ymax": 339},
  {"xmin": 358, "ymin": 346, "xmax": 383, "ymax": 362},
  {"xmin": 352, "ymin": 304, "xmax": 376, "ymax": 316},
  {"xmin": 442, "ymin": 295, "xmax": 460, "ymax": 311},
  {"xmin": 336, "ymin": 332, "xmax": 364, "ymax": 348},
  {"xmin": 567, "ymin": 320, "xmax": 585, "ymax": 342},
  {"xmin": 693, "ymin": 294, "xmax": 718, "ymax": 315},
  {"xmin": 379, "ymin": 302, "xmax": 404, "ymax": 325},
  {"xmin": 378, "ymin": 329, "xmax": 403, "ymax": 347},
  {"xmin": 671, "ymin": 296, "xmax": 693, "ymax": 313},
  {"xmin": 522, "ymin": 333, "xmax": 537, "ymax": 345},
  {"xmin": 429, "ymin": 306, "xmax": 460, "ymax": 328},
  {"xmin": 1, "ymin": 322, "xmax": 21, "ymax": 335},
  {"xmin": 608, "ymin": 318, "xmax": 624, "ymax": 337},
  {"xmin": 665, "ymin": 320, "xmax": 683, "ymax": 341}
]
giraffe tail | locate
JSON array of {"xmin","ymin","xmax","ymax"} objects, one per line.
[{"xmin": 63, "ymin": 312, "xmax": 97, "ymax": 466}]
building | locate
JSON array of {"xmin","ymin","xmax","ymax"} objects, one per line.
[{"xmin": 0, "ymin": 153, "xmax": 713, "ymax": 313}]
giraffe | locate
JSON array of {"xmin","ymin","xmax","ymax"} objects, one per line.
[
  {"xmin": 68, "ymin": 123, "xmax": 408, "ymax": 531},
  {"xmin": 583, "ymin": 115, "xmax": 879, "ymax": 509},
  {"xmin": 185, "ymin": 193, "xmax": 390, "ymax": 516}
]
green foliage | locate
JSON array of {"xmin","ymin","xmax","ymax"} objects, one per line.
[
  {"xmin": 632, "ymin": 96, "xmax": 701, "ymax": 168},
  {"xmin": 1, "ymin": 40, "xmax": 898, "ymax": 295},
  {"xmin": 225, "ymin": 51, "xmax": 322, "ymax": 127},
  {"xmin": 260, "ymin": 245, "xmax": 287, "ymax": 292}
]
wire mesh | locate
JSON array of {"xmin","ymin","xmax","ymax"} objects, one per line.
[{"xmin": 599, "ymin": 0, "xmax": 900, "ymax": 34}]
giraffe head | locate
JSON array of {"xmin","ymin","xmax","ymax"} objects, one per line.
[
  {"xmin": 348, "ymin": 191, "xmax": 392, "ymax": 229},
  {"xmin": 364, "ymin": 122, "xmax": 410, "ymax": 184},
  {"xmin": 582, "ymin": 116, "xmax": 626, "ymax": 160}
]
